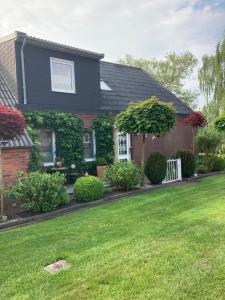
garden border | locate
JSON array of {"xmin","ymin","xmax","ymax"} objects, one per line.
[{"xmin": 0, "ymin": 171, "xmax": 224, "ymax": 232}]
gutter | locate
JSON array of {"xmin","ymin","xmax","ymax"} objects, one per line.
[{"xmin": 21, "ymin": 36, "xmax": 27, "ymax": 104}]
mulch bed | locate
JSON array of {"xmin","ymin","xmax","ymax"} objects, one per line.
[{"xmin": 1, "ymin": 171, "xmax": 224, "ymax": 231}]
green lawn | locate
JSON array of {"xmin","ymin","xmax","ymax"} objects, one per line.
[{"xmin": 1, "ymin": 175, "xmax": 225, "ymax": 300}]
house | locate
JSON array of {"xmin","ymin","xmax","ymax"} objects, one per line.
[{"xmin": 0, "ymin": 31, "xmax": 193, "ymax": 185}]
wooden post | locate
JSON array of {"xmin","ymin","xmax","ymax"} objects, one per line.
[{"xmin": 141, "ymin": 133, "xmax": 146, "ymax": 186}]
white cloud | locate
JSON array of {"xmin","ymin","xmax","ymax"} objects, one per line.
[{"xmin": 0, "ymin": 0, "xmax": 224, "ymax": 107}]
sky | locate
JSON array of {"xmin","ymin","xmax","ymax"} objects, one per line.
[{"xmin": 0, "ymin": 0, "xmax": 224, "ymax": 108}]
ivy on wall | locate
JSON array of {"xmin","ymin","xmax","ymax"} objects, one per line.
[
  {"xmin": 93, "ymin": 114, "xmax": 114, "ymax": 165},
  {"xmin": 25, "ymin": 111, "xmax": 84, "ymax": 169}
]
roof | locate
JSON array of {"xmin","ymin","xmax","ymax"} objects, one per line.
[
  {"xmin": 100, "ymin": 61, "xmax": 192, "ymax": 115},
  {"xmin": 0, "ymin": 73, "xmax": 33, "ymax": 149},
  {"xmin": 0, "ymin": 31, "xmax": 104, "ymax": 60}
]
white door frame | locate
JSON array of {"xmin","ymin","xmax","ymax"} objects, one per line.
[{"xmin": 114, "ymin": 130, "xmax": 131, "ymax": 161}]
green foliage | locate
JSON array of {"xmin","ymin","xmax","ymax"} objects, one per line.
[
  {"xmin": 77, "ymin": 161, "xmax": 97, "ymax": 176},
  {"xmin": 116, "ymin": 97, "xmax": 176, "ymax": 136},
  {"xmin": 74, "ymin": 176, "xmax": 104, "ymax": 202},
  {"xmin": 118, "ymin": 52, "xmax": 199, "ymax": 109},
  {"xmin": 199, "ymin": 35, "xmax": 225, "ymax": 121},
  {"xmin": 144, "ymin": 152, "xmax": 167, "ymax": 184},
  {"xmin": 25, "ymin": 111, "xmax": 84, "ymax": 167},
  {"xmin": 196, "ymin": 129, "xmax": 221, "ymax": 154},
  {"xmin": 175, "ymin": 150, "xmax": 195, "ymax": 178},
  {"xmin": 104, "ymin": 161, "xmax": 141, "ymax": 191},
  {"xmin": 197, "ymin": 155, "xmax": 225, "ymax": 173},
  {"xmin": 93, "ymin": 115, "xmax": 114, "ymax": 164},
  {"xmin": 26, "ymin": 127, "xmax": 41, "ymax": 171},
  {"xmin": 212, "ymin": 156, "xmax": 225, "ymax": 171},
  {"xmin": 6, "ymin": 172, "xmax": 69, "ymax": 212},
  {"xmin": 214, "ymin": 114, "xmax": 225, "ymax": 132}
]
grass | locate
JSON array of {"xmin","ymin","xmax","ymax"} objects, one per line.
[{"xmin": 1, "ymin": 175, "xmax": 225, "ymax": 299}]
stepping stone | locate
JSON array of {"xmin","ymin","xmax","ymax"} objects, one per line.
[{"xmin": 44, "ymin": 260, "xmax": 71, "ymax": 274}]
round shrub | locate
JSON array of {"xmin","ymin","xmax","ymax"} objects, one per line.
[
  {"xmin": 212, "ymin": 156, "xmax": 225, "ymax": 171},
  {"xmin": 144, "ymin": 152, "xmax": 167, "ymax": 184},
  {"xmin": 74, "ymin": 176, "xmax": 104, "ymax": 202},
  {"xmin": 104, "ymin": 161, "xmax": 141, "ymax": 191},
  {"xmin": 6, "ymin": 172, "xmax": 69, "ymax": 212},
  {"xmin": 175, "ymin": 150, "xmax": 195, "ymax": 178}
]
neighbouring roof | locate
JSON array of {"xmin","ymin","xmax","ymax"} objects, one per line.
[
  {"xmin": 0, "ymin": 73, "xmax": 33, "ymax": 149},
  {"xmin": 0, "ymin": 31, "xmax": 104, "ymax": 60},
  {"xmin": 100, "ymin": 61, "xmax": 192, "ymax": 115}
]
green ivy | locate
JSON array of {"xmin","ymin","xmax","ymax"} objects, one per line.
[
  {"xmin": 26, "ymin": 127, "xmax": 41, "ymax": 172},
  {"xmin": 25, "ymin": 111, "xmax": 84, "ymax": 169},
  {"xmin": 93, "ymin": 114, "xmax": 114, "ymax": 165}
]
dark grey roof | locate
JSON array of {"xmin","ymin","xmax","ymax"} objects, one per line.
[
  {"xmin": 100, "ymin": 61, "xmax": 192, "ymax": 115},
  {"xmin": 0, "ymin": 73, "xmax": 32, "ymax": 149},
  {"xmin": 0, "ymin": 31, "xmax": 104, "ymax": 60}
]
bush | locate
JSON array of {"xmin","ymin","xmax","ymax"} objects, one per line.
[
  {"xmin": 175, "ymin": 150, "xmax": 195, "ymax": 178},
  {"xmin": 76, "ymin": 161, "xmax": 97, "ymax": 176},
  {"xmin": 144, "ymin": 152, "xmax": 167, "ymax": 184},
  {"xmin": 105, "ymin": 161, "xmax": 141, "ymax": 191},
  {"xmin": 6, "ymin": 172, "xmax": 69, "ymax": 212},
  {"xmin": 196, "ymin": 129, "xmax": 221, "ymax": 154},
  {"xmin": 74, "ymin": 176, "xmax": 104, "ymax": 202},
  {"xmin": 212, "ymin": 156, "xmax": 225, "ymax": 171}
]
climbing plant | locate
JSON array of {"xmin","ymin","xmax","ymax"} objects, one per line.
[
  {"xmin": 93, "ymin": 114, "xmax": 114, "ymax": 165},
  {"xmin": 25, "ymin": 111, "xmax": 84, "ymax": 169}
]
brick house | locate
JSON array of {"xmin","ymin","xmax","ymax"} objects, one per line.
[{"xmin": 0, "ymin": 31, "xmax": 193, "ymax": 185}]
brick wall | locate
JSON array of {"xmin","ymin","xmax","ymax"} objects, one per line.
[
  {"xmin": 2, "ymin": 148, "xmax": 32, "ymax": 185},
  {"xmin": 131, "ymin": 121, "xmax": 194, "ymax": 164}
]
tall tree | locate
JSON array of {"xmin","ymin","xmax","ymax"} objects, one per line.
[
  {"xmin": 199, "ymin": 35, "xmax": 225, "ymax": 121},
  {"xmin": 118, "ymin": 52, "xmax": 199, "ymax": 109},
  {"xmin": 116, "ymin": 97, "xmax": 176, "ymax": 186}
]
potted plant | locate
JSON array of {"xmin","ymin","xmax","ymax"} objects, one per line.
[{"xmin": 96, "ymin": 158, "xmax": 108, "ymax": 179}]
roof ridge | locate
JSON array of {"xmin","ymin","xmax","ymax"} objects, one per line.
[{"xmin": 100, "ymin": 60, "xmax": 143, "ymax": 70}]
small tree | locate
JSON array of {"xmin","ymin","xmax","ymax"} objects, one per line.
[
  {"xmin": 214, "ymin": 114, "xmax": 225, "ymax": 132},
  {"xmin": 0, "ymin": 104, "xmax": 26, "ymax": 219},
  {"xmin": 116, "ymin": 97, "xmax": 176, "ymax": 185},
  {"xmin": 179, "ymin": 112, "xmax": 207, "ymax": 153}
]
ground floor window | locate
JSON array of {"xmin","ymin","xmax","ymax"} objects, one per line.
[
  {"xmin": 83, "ymin": 130, "xmax": 96, "ymax": 161},
  {"xmin": 37, "ymin": 130, "xmax": 56, "ymax": 165}
]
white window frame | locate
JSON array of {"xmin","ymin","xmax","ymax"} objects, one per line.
[
  {"xmin": 100, "ymin": 80, "xmax": 112, "ymax": 91},
  {"xmin": 50, "ymin": 57, "xmax": 76, "ymax": 94},
  {"xmin": 84, "ymin": 130, "xmax": 96, "ymax": 162},
  {"xmin": 38, "ymin": 130, "xmax": 56, "ymax": 166}
]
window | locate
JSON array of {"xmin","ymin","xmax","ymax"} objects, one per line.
[
  {"xmin": 50, "ymin": 57, "xmax": 75, "ymax": 93},
  {"xmin": 100, "ymin": 80, "xmax": 112, "ymax": 91},
  {"xmin": 83, "ymin": 130, "xmax": 96, "ymax": 161},
  {"xmin": 37, "ymin": 130, "xmax": 56, "ymax": 165}
]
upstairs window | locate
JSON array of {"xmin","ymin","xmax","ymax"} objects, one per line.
[
  {"xmin": 37, "ymin": 130, "xmax": 56, "ymax": 166},
  {"xmin": 50, "ymin": 57, "xmax": 75, "ymax": 93},
  {"xmin": 100, "ymin": 80, "xmax": 112, "ymax": 91},
  {"xmin": 83, "ymin": 130, "xmax": 96, "ymax": 161}
]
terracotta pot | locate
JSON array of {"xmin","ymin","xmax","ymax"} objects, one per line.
[{"xmin": 97, "ymin": 165, "xmax": 107, "ymax": 179}]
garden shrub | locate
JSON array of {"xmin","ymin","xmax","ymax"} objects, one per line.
[
  {"xmin": 73, "ymin": 176, "xmax": 104, "ymax": 202},
  {"xmin": 144, "ymin": 152, "xmax": 167, "ymax": 184},
  {"xmin": 104, "ymin": 161, "xmax": 141, "ymax": 190},
  {"xmin": 175, "ymin": 150, "xmax": 196, "ymax": 178},
  {"xmin": 6, "ymin": 172, "xmax": 69, "ymax": 212},
  {"xmin": 196, "ymin": 129, "xmax": 221, "ymax": 155},
  {"xmin": 76, "ymin": 161, "xmax": 97, "ymax": 176},
  {"xmin": 212, "ymin": 156, "xmax": 225, "ymax": 171},
  {"xmin": 196, "ymin": 155, "xmax": 225, "ymax": 173}
]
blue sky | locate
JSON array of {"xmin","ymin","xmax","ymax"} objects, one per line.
[{"xmin": 0, "ymin": 0, "xmax": 224, "ymax": 108}]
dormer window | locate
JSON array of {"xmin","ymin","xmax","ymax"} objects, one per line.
[
  {"xmin": 100, "ymin": 80, "xmax": 112, "ymax": 91},
  {"xmin": 50, "ymin": 57, "xmax": 75, "ymax": 93}
]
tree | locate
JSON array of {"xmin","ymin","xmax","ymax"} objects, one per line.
[
  {"xmin": 179, "ymin": 112, "xmax": 207, "ymax": 153},
  {"xmin": 0, "ymin": 104, "xmax": 26, "ymax": 219},
  {"xmin": 214, "ymin": 114, "xmax": 225, "ymax": 132},
  {"xmin": 116, "ymin": 97, "xmax": 176, "ymax": 186},
  {"xmin": 118, "ymin": 52, "xmax": 199, "ymax": 109},
  {"xmin": 199, "ymin": 35, "xmax": 225, "ymax": 121}
]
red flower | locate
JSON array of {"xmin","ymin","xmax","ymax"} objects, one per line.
[
  {"xmin": 0, "ymin": 104, "xmax": 26, "ymax": 141},
  {"xmin": 179, "ymin": 112, "xmax": 207, "ymax": 128}
]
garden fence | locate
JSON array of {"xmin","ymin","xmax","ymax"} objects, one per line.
[{"xmin": 163, "ymin": 158, "xmax": 182, "ymax": 183}]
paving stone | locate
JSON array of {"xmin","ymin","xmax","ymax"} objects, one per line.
[{"xmin": 44, "ymin": 260, "xmax": 71, "ymax": 274}]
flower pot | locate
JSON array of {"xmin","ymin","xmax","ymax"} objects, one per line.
[{"xmin": 97, "ymin": 165, "xmax": 107, "ymax": 179}]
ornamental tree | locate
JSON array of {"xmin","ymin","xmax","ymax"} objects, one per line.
[
  {"xmin": 214, "ymin": 114, "xmax": 225, "ymax": 132},
  {"xmin": 179, "ymin": 111, "xmax": 207, "ymax": 153},
  {"xmin": 0, "ymin": 104, "xmax": 26, "ymax": 219},
  {"xmin": 116, "ymin": 97, "xmax": 176, "ymax": 186}
]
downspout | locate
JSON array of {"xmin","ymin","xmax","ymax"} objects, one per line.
[{"xmin": 21, "ymin": 36, "xmax": 27, "ymax": 104}]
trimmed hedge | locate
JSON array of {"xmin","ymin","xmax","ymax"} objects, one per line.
[
  {"xmin": 73, "ymin": 176, "xmax": 104, "ymax": 202},
  {"xmin": 175, "ymin": 150, "xmax": 195, "ymax": 178},
  {"xmin": 144, "ymin": 152, "xmax": 167, "ymax": 184},
  {"xmin": 104, "ymin": 161, "xmax": 141, "ymax": 191}
]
